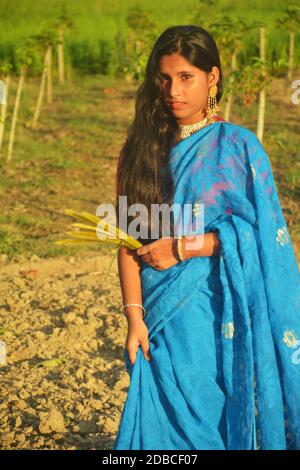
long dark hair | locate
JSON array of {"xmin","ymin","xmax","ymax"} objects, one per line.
[{"xmin": 115, "ymin": 25, "xmax": 223, "ymax": 243}]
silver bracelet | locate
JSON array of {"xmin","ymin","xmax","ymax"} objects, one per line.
[{"xmin": 122, "ymin": 303, "xmax": 146, "ymax": 319}]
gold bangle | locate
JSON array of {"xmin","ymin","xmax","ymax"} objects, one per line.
[{"xmin": 177, "ymin": 236, "xmax": 185, "ymax": 262}]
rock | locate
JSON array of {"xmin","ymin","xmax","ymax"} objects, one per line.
[
  {"xmin": 34, "ymin": 331, "xmax": 46, "ymax": 340},
  {"xmin": 78, "ymin": 421, "xmax": 97, "ymax": 434},
  {"xmin": 100, "ymin": 416, "xmax": 119, "ymax": 434},
  {"xmin": 75, "ymin": 368, "xmax": 85, "ymax": 380},
  {"xmin": 15, "ymin": 399, "xmax": 27, "ymax": 410},
  {"xmin": 62, "ymin": 312, "xmax": 76, "ymax": 324},
  {"xmin": 15, "ymin": 433, "xmax": 25, "ymax": 442},
  {"xmin": 18, "ymin": 390, "xmax": 30, "ymax": 399},
  {"xmin": 52, "ymin": 327, "xmax": 62, "ymax": 336},
  {"xmin": 68, "ymin": 256, "xmax": 76, "ymax": 265},
  {"xmin": 15, "ymin": 416, "xmax": 22, "ymax": 427},
  {"xmin": 86, "ymin": 307, "xmax": 99, "ymax": 316},
  {"xmin": 86, "ymin": 377, "xmax": 97, "ymax": 390},
  {"xmin": 75, "ymin": 404, "xmax": 85, "ymax": 414},
  {"xmin": 3, "ymin": 431, "xmax": 15, "ymax": 444},
  {"xmin": 78, "ymin": 289, "xmax": 92, "ymax": 299},
  {"xmin": 92, "ymin": 400, "xmax": 102, "ymax": 411},
  {"xmin": 39, "ymin": 408, "xmax": 66, "ymax": 434}
]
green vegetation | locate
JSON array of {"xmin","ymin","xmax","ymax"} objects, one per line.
[{"xmin": 0, "ymin": 0, "xmax": 299, "ymax": 77}]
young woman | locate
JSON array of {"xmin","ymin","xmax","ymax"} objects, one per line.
[{"xmin": 113, "ymin": 25, "xmax": 300, "ymax": 450}]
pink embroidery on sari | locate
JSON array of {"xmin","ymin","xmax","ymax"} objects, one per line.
[{"xmin": 203, "ymin": 181, "xmax": 233, "ymax": 205}]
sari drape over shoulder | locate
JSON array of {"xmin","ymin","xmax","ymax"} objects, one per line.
[{"xmin": 113, "ymin": 120, "xmax": 300, "ymax": 450}]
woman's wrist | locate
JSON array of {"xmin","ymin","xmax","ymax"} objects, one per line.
[
  {"xmin": 123, "ymin": 306, "xmax": 144, "ymax": 322},
  {"xmin": 181, "ymin": 233, "xmax": 221, "ymax": 259},
  {"xmin": 182, "ymin": 235, "xmax": 198, "ymax": 260}
]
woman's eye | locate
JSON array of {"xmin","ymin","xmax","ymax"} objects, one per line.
[{"xmin": 160, "ymin": 74, "xmax": 192, "ymax": 84}]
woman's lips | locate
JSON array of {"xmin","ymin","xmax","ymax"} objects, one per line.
[{"xmin": 170, "ymin": 102, "xmax": 186, "ymax": 109}]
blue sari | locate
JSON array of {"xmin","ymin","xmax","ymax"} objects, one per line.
[{"xmin": 113, "ymin": 120, "xmax": 300, "ymax": 450}]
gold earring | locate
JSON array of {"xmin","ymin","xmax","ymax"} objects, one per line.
[{"xmin": 206, "ymin": 85, "xmax": 219, "ymax": 120}]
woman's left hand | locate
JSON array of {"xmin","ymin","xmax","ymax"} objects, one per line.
[{"xmin": 136, "ymin": 237, "xmax": 180, "ymax": 270}]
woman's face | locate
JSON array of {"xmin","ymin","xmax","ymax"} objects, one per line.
[{"xmin": 159, "ymin": 52, "xmax": 220, "ymax": 125}]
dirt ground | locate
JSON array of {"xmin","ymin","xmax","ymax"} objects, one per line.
[{"xmin": 0, "ymin": 252, "xmax": 127, "ymax": 450}]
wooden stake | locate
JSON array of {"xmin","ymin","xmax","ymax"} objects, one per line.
[
  {"xmin": 288, "ymin": 31, "xmax": 295, "ymax": 81},
  {"xmin": 0, "ymin": 75, "xmax": 10, "ymax": 150},
  {"xmin": 32, "ymin": 47, "xmax": 49, "ymax": 129},
  {"xmin": 7, "ymin": 68, "xmax": 25, "ymax": 163},
  {"xmin": 46, "ymin": 44, "xmax": 52, "ymax": 104},
  {"xmin": 257, "ymin": 27, "xmax": 266, "ymax": 143},
  {"xmin": 224, "ymin": 50, "xmax": 237, "ymax": 122},
  {"xmin": 57, "ymin": 29, "xmax": 65, "ymax": 85}
]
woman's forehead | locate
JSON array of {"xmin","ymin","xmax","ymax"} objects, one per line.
[{"xmin": 159, "ymin": 54, "xmax": 201, "ymax": 74}]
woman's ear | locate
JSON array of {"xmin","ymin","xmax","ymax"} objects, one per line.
[{"xmin": 209, "ymin": 66, "xmax": 220, "ymax": 87}]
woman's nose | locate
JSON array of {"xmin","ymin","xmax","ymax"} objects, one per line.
[
  {"xmin": 170, "ymin": 82, "xmax": 180, "ymax": 97},
  {"xmin": 165, "ymin": 79, "xmax": 180, "ymax": 98}
]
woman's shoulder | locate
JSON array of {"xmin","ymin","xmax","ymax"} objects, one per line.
[
  {"xmin": 213, "ymin": 119, "xmax": 268, "ymax": 168},
  {"xmin": 215, "ymin": 118, "xmax": 259, "ymax": 143}
]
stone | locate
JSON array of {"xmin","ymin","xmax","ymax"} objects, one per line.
[
  {"xmin": 15, "ymin": 416, "xmax": 22, "ymax": 427},
  {"xmin": 62, "ymin": 312, "xmax": 76, "ymax": 324},
  {"xmin": 39, "ymin": 408, "xmax": 66, "ymax": 434}
]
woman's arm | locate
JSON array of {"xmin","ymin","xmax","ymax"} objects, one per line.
[
  {"xmin": 182, "ymin": 232, "xmax": 221, "ymax": 259},
  {"xmin": 118, "ymin": 245, "xmax": 152, "ymax": 365},
  {"xmin": 118, "ymin": 245, "xmax": 144, "ymax": 322},
  {"xmin": 135, "ymin": 232, "xmax": 221, "ymax": 270}
]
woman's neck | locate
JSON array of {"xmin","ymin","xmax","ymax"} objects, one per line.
[{"xmin": 177, "ymin": 110, "xmax": 207, "ymax": 126}]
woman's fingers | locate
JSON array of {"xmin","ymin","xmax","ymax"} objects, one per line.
[
  {"xmin": 126, "ymin": 341, "xmax": 139, "ymax": 366},
  {"xmin": 140, "ymin": 337, "xmax": 152, "ymax": 362},
  {"xmin": 126, "ymin": 340, "xmax": 152, "ymax": 365},
  {"xmin": 127, "ymin": 348, "xmax": 138, "ymax": 366}
]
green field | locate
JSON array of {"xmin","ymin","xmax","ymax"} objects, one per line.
[{"xmin": 0, "ymin": 0, "xmax": 299, "ymax": 75}]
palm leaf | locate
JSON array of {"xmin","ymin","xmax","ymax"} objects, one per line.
[
  {"xmin": 72, "ymin": 222, "xmax": 98, "ymax": 231},
  {"xmin": 55, "ymin": 209, "xmax": 143, "ymax": 250},
  {"xmin": 66, "ymin": 231, "xmax": 99, "ymax": 239},
  {"xmin": 64, "ymin": 209, "xmax": 100, "ymax": 225},
  {"xmin": 54, "ymin": 238, "xmax": 100, "ymax": 246}
]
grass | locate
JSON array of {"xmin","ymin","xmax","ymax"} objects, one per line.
[
  {"xmin": 0, "ymin": 72, "xmax": 130, "ymax": 259},
  {"xmin": 0, "ymin": 68, "xmax": 299, "ymax": 261},
  {"xmin": 0, "ymin": 0, "xmax": 293, "ymax": 37},
  {"xmin": 0, "ymin": 0, "xmax": 299, "ymax": 75}
]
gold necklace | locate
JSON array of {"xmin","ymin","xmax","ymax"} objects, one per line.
[{"xmin": 177, "ymin": 116, "xmax": 216, "ymax": 141}]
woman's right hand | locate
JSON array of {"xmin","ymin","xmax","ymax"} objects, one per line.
[{"xmin": 125, "ymin": 316, "xmax": 152, "ymax": 366}]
